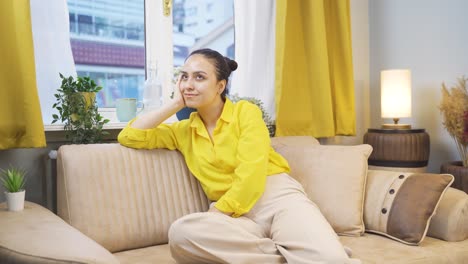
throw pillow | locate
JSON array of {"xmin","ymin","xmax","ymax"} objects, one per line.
[
  {"xmin": 364, "ymin": 170, "xmax": 454, "ymax": 245},
  {"xmin": 273, "ymin": 142, "xmax": 373, "ymax": 236}
]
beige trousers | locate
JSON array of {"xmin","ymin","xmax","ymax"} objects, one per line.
[{"xmin": 169, "ymin": 173, "xmax": 361, "ymax": 264}]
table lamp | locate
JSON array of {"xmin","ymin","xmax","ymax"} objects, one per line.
[{"xmin": 381, "ymin": 69, "xmax": 412, "ymax": 129}]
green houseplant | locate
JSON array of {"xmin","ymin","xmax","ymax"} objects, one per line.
[
  {"xmin": 228, "ymin": 94, "xmax": 276, "ymax": 137},
  {"xmin": 52, "ymin": 73, "xmax": 109, "ymax": 144},
  {"xmin": 1, "ymin": 166, "xmax": 27, "ymax": 211},
  {"xmin": 439, "ymin": 76, "xmax": 468, "ymax": 192}
]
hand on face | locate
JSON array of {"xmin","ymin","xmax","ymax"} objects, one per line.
[{"xmin": 172, "ymin": 76, "xmax": 186, "ymax": 108}]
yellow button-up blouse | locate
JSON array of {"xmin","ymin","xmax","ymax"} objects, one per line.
[{"xmin": 117, "ymin": 99, "xmax": 290, "ymax": 217}]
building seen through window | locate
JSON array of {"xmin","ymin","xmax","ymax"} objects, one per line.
[{"xmin": 67, "ymin": 0, "xmax": 234, "ymax": 109}]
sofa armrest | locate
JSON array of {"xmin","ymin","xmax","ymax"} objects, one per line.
[
  {"xmin": 427, "ymin": 187, "xmax": 468, "ymax": 241},
  {"xmin": 0, "ymin": 202, "xmax": 118, "ymax": 264}
]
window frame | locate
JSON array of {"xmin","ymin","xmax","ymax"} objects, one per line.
[
  {"xmin": 144, "ymin": 0, "xmax": 174, "ymax": 107},
  {"xmin": 97, "ymin": 0, "xmax": 173, "ymax": 124}
]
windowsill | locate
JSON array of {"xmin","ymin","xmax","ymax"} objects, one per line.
[
  {"xmin": 43, "ymin": 115, "xmax": 179, "ymax": 143},
  {"xmin": 44, "ymin": 122, "xmax": 127, "ymax": 132},
  {"xmin": 44, "ymin": 123, "xmax": 126, "ymax": 143},
  {"xmin": 44, "ymin": 114, "xmax": 179, "ymax": 132}
]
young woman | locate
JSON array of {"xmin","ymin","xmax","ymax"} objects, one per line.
[{"xmin": 118, "ymin": 49, "xmax": 360, "ymax": 264}]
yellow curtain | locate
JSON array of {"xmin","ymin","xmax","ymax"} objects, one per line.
[
  {"xmin": 275, "ymin": 0, "xmax": 356, "ymax": 137},
  {"xmin": 0, "ymin": 0, "xmax": 46, "ymax": 149}
]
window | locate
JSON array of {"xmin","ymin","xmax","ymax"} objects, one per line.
[
  {"xmin": 67, "ymin": 0, "xmax": 145, "ymax": 110},
  {"xmin": 145, "ymin": 0, "xmax": 234, "ymax": 107},
  {"xmin": 38, "ymin": 0, "xmax": 234, "ymax": 124},
  {"xmin": 207, "ymin": 3, "xmax": 213, "ymax": 12}
]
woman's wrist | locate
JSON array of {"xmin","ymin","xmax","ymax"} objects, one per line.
[
  {"xmin": 130, "ymin": 100, "xmax": 184, "ymax": 129},
  {"xmin": 170, "ymin": 99, "xmax": 186, "ymax": 111}
]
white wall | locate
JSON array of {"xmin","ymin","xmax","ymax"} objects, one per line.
[{"xmin": 369, "ymin": 0, "xmax": 468, "ymax": 172}]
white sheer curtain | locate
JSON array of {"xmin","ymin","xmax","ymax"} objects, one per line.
[
  {"xmin": 30, "ymin": 0, "xmax": 76, "ymax": 124},
  {"xmin": 231, "ymin": 0, "xmax": 276, "ymax": 119}
]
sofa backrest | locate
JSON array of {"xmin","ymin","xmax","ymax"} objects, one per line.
[
  {"xmin": 57, "ymin": 143, "xmax": 210, "ymax": 253},
  {"xmin": 56, "ymin": 136, "xmax": 320, "ymax": 253}
]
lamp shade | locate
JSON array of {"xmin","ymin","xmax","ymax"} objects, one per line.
[{"xmin": 381, "ymin": 69, "xmax": 412, "ymax": 118}]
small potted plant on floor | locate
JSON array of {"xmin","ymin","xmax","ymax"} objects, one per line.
[
  {"xmin": 1, "ymin": 166, "xmax": 27, "ymax": 211},
  {"xmin": 52, "ymin": 73, "xmax": 110, "ymax": 144}
]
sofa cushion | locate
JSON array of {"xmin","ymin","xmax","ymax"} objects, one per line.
[
  {"xmin": 427, "ymin": 187, "xmax": 468, "ymax": 242},
  {"xmin": 0, "ymin": 202, "xmax": 119, "ymax": 264},
  {"xmin": 364, "ymin": 170, "xmax": 454, "ymax": 245},
  {"xmin": 341, "ymin": 233, "xmax": 468, "ymax": 264},
  {"xmin": 114, "ymin": 244, "xmax": 176, "ymax": 264},
  {"xmin": 272, "ymin": 138, "xmax": 372, "ymax": 236}
]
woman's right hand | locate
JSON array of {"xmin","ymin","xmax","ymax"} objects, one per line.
[{"xmin": 129, "ymin": 76, "xmax": 186, "ymax": 129}]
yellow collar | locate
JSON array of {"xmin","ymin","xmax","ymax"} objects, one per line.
[{"xmin": 188, "ymin": 99, "xmax": 234, "ymax": 140}]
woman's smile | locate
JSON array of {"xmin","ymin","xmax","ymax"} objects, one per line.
[{"xmin": 184, "ymin": 93, "xmax": 198, "ymax": 98}]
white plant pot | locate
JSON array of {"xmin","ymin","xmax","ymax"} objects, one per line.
[{"xmin": 5, "ymin": 190, "xmax": 25, "ymax": 211}]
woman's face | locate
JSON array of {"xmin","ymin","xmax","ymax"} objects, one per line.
[{"xmin": 179, "ymin": 54, "xmax": 225, "ymax": 109}]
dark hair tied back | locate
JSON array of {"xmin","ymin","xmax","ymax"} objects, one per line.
[
  {"xmin": 188, "ymin": 48, "xmax": 238, "ymax": 100},
  {"xmin": 225, "ymin": 57, "xmax": 238, "ymax": 72}
]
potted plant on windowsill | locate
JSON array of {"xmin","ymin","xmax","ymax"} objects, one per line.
[
  {"xmin": 1, "ymin": 166, "xmax": 27, "ymax": 211},
  {"xmin": 439, "ymin": 76, "xmax": 468, "ymax": 193},
  {"xmin": 52, "ymin": 73, "xmax": 110, "ymax": 144}
]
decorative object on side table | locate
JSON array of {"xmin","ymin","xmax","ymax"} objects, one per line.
[
  {"xmin": 439, "ymin": 76, "xmax": 468, "ymax": 193},
  {"xmin": 1, "ymin": 165, "xmax": 27, "ymax": 211},
  {"xmin": 51, "ymin": 73, "xmax": 110, "ymax": 144},
  {"xmin": 380, "ymin": 69, "xmax": 412, "ymax": 129},
  {"xmin": 364, "ymin": 69, "xmax": 430, "ymax": 172}
]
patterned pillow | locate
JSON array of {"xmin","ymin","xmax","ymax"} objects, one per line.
[{"xmin": 364, "ymin": 170, "xmax": 454, "ymax": 245}]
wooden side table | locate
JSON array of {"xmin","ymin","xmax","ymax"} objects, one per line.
[{"xmin": 363, "ymin": 128, "xmax": 430, "ymax": 172}]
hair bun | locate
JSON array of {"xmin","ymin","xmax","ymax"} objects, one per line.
[{"xmin": 225, "ymin": 57, "xmax": 238, "ymax": 72}]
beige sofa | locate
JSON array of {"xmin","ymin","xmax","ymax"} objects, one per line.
[{"xmin": 0, "ymin": 136, "xmax": 467, "ymax": 264}]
